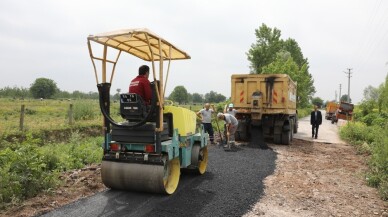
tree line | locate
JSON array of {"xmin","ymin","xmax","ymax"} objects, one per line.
[
  {"xmin": 168, "ymin": 85, "xmax": 226, "ymax": 104},
  {"xmin": 360, "ymin": 74, "xmax": 388, "ymax": 114},
  {"xmin": 0, "ymin": 78, "xmax": 99, "ymax": 100},
  {"xmin": 0, "ymin": 78, "xmax": 226, "ymax": 103}
]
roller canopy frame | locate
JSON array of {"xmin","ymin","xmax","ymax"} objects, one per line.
[{"xmin": 87, "ymin": 28, "xmax": 191, "ymax": 136}]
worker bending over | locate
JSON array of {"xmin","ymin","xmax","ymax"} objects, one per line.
[{"xmin": 217, "ymin": 113, "xmax": 238, "ymax": 148}]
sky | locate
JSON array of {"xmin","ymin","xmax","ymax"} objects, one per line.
[{"xmin": 1, "ymin": 0, "xmax": 388, "ymax": 104}]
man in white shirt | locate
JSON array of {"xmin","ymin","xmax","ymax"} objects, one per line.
[
  {"xmin": 217, "ymin": 113, "xmax": 238, "ymax": 148},
  {"xmin": 197, "ymin": 103, "xmax": 216, "ymax": 144}
]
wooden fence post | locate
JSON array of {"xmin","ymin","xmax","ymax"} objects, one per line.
[
  {"xmin": 69, "ymin": 104, "xmax": 74, "ymax": 125},
  {"xmin": 19, "ymin": 104, "xmax": 25, "ymax": 131}
]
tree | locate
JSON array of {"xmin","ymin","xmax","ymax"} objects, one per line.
[
  {"xmin": 54, "ymin": 90, "xmax": 71, "ymax": 99},
  {"xmin": 378, "ymin": 74, "xmax": 388, "ymax": 112},
  {"xmin": 215, "ymin": 93, "xmax": 226, "ymax": 103},
  {"xmin": 204, "ymin": 91, "xmax": 226, "ymax": 103},
  {"xmin": 282, "ymin": 38, "xmax": 307, "ymax": 68},
  {"xmin": 30, "ymin": 78, "xmax": 59, "ymax": 99},
  {"xmin": 114, "ymin": 88, "xmax": 121, "ymax": 100},
  {"xmin": 192, "ymin": 93, "xmax": 203, "ymax": 103},
  {"xmin": 187, "ymin": 93, "xmax": 193, "ymax": 103},
  {"xmin": 247, "ymin": 23, "xmax": 283, "ymax": 73},
  {"xmin": 311, "ymin": 97, "xmax": 324, "ymax": 107},
  {"xmin": 0, "ymin": 86, "xmax": 30, "ymax": 98},
  {"xmin": 169, "ymin": 86, "xmax": 189, "ymax": 104},
  {"xmin": 363, "ymin": 85, "xmax": 380, "ymax": 102}
]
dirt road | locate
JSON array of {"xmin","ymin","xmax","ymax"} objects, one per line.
[
  {"xmin": 294, "ymin": 110, "xmax": 344, "ymax": 144},
  {"xmin": 2, "ymin": 111, "xmax": 387, "ymax": 217},
  {"xmin": 244, "ymin": 110, "xmax": 388, "ymax": 217}
]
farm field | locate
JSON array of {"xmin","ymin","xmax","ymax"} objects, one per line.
[{"xmin": 0, "ymin": 98, "xmax": 105, "ymax": 135}]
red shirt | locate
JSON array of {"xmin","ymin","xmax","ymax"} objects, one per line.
[{"xmin": 129, "ymin": 75, "xmax": 152, "ymax": 104}]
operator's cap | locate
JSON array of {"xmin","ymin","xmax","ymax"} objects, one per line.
[
  {"xmin": 228, "ymin": 103, "xmax": 234, "ymax": 108},
  {"xmin": 217, "ymin": 113, "xmax": 224, "ymax": 118}
]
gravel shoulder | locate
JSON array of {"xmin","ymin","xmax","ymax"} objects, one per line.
[{"xmin": 244, "ymin": 112, "xmax": 388, "ymax": 217}]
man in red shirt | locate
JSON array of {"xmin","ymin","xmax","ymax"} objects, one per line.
[{"xmin": 129, "ymin": 65, "xmax": 152, "ymax": 105}]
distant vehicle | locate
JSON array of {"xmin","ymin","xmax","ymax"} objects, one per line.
[
  {"xmin": 331, "ymin": 102, "xmax": 354, "ymax": 124},
  {"xmin": 325, "ymin": 102, "xmax": 338, "ymax": 120}
]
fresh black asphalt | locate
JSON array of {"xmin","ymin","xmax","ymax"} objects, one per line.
[{"xmin": 40, "ymin": 144, "xmax": 276, "ymax": 217}]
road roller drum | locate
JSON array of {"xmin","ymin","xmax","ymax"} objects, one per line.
[{"xmin": 101, "ymin": 157, "xmax": 181, "ymax": 194}]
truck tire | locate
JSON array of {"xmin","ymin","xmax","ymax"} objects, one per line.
[
  {"xmin": 293, "ymin": 116, "xmax": 298, "ymax": 134},
  {"xmin": 236, "ymin": 130, "xmax": 248, "ymax": 141},
  {"xmin": 282, "ymin": 130, "xmax": 291, "ymax": 145},
  {"xmin": 290, "ymin": 120, "xmax": 294, "ymax": 141},
  {"xmin": 273, "ymin": 134, "xmax": 282, "ymax": 144}
]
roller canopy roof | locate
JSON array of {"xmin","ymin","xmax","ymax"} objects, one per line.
[{"xmin": 88, "ymin": 28, "xmax": 191, "ymax": 61}]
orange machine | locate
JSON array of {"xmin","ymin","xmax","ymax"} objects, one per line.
[
  {"xmin": 325, "ymin": 102, "xmax": 338, "ymax": 120},
  {"xmin": 331, "ymin": 102, "xmax": 354, "ymax": 124}
]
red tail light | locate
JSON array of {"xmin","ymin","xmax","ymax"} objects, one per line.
[
  {"xmin": 145, "ymin": 144, "xmax": 155, "ymax": 153},
  {"xmin": 110, "ymin": 143, "xmax": 120, "ymax": 151}
]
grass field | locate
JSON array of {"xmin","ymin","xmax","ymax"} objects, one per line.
[
  {"xmin": 0, "ymin": 99, "xmax": 229, "ymax": 138},
  {"xmin": 0, "ymin": 98, "xmax": 117, "ymax": 136}
]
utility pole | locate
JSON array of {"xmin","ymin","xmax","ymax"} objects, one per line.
[
  {"xmin": 339, "ymin": 84, "xmax": 342, "ymax": 102},
  {"xmin": 344, "ymin": 68, "xmax": 353, "ymax": 103},
  {"xmin": 335, "ymin": 90, "xmax": 337, "ymax": 102}
]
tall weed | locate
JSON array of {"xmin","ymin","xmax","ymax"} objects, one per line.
[
  {"xmin": 340, "ymin": 122, "xmax": 388, "ymax": 200},
  {"xmin": 0, "ymin": 145, "xmax": 58, "ymax": 208},
  {"xmin": 72, "ymin": 101, "xmax": 97, "ymax": 121}
]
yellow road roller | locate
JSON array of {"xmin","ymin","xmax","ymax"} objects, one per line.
[{"xmin": 87, "ymin": 28, "xmax": 209, "ymax": 194}]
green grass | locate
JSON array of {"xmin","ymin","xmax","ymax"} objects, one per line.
[{"xmin": 340, "ymin": 116, "xmax": 388, "ymax": 200}]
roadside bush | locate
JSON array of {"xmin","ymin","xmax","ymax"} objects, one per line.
[
  {"xmin": 361, "ymin": 113, "xmax": 380, "ymax": 126},
  {"xmin": 297, "ymin": 107, "xmax": 311, "ymax": 119},
  {"xmin": 0, "ymin": 132, "xmax": 103, "ymax": 209},
  {"xmin": 340, "ymin": 122, "xmax": 388, "ymax": 200},
  {"xmin": 0, "ymin": 145, "xmax": 58, "ymax": 208}
]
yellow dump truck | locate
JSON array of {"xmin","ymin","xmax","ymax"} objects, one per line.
[
  {"xmin": 325, "ymin": 101, "xmax": 338, "ymax": 120},
  {"xmin": 231, "ymin": 74, "xmax": 298, "ymax": 145}
]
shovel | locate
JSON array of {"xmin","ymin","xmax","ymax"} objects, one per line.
[{"xmin": 214, "ymin": 117, "xmax": 224, "ymax": 146}]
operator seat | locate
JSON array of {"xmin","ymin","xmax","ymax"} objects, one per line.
[{"xmin": 111, "ymin": 81, "xmax": 171, "ymax": 143}]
